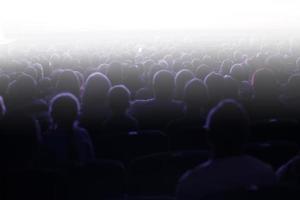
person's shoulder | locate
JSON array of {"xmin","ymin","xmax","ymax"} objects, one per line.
[
  {"xmin": 179, "ymin": 160, "xmax": 212, "ymax": 183},
  {"xmin": 242, "ymin": 155, "xmax": 273, "ymax": 169},
  {"xmin": 171, "ymin": 99, "xmax": 185, "ymax": 106},
  {"xmin": 131, "ymin": 98, "xmax": 155, "ymax": 108}
]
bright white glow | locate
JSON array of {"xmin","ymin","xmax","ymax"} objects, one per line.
[{"xmin": 0, "ymin": 0, "xmax": 299, "ymax": 34}]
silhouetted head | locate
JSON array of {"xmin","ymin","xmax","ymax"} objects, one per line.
[
  {"xmin": 106, "ymin": 62, "xmax": 123, "ymax": 85},
  {"xmin": 219, "ymin": 59, "xmax": 233, "ymax": 76},
  {"xmin": 230, "ymin": 63, "xmax": 245, "ymax": 81},
  {"xmin": 50, "ymin": 93, "xmax": 79, "ymax": 127},
  {"xmin": 147, "ymin": 64, "xmax": 163, "ymax": 85},
  {"xmin": 32, "ymin": 63, "xmax": 44, "ymax": 80},
  {"xmin": 108, "ymin": 85, "xmax": 131, "ymax": 114},
  {"xmin": 7, "ymin": 74, "xmax": 37, "ymax": 112},
  {"xmin": 153, "ymin": 70, "xmax": 175, "ymax": 101},
  {"xmin": 251, "ymin": 68, "xmax": 277, "ymax": 99},
  {"xmin": 285, "ymin": 74, "xmax": 300, "ymax": 98},
  {"xmin": 205, "ymin": 99, "xmax": 249, "ymax": 157},
  {"xmin": 184, "ymin": 78, "xmax": 208, "ymax": 111},
  {"xmin": 24, "ymin": 67, "xmax": 38, "ymax": 81},
  {"xmin": 175, "ymin": 69, "xmax": 194, "ymax": 100},
  {"xmin": 204, "ymin": 72, "xmax": 225, "ymax": 105},
  {"xmin": 82, "ymin": 72, "xmax": 111, "ymax": 109},
  {"xmin": 56, "ymin": 70, "xmax": 80, "ymax": 97},
  {"xmin": 195, "ymin": 64, "xmax": 212, "ymax": 80}
]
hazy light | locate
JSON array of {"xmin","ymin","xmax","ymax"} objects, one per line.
[{"xmin": 0, "ymin": 0, "xmax": 299, "ymax": 39}]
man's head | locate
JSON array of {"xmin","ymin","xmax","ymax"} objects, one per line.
[
  {"xmin": 153, "ymin": 70, "xmax": 175, "ymax": 101},
  {"xmin": 108, "ymin": 85, "xmax": 131, "ymax": 114},
  {"xmin": 50, "ymin": 93, "xmax": 79, "ymax": 126},
  {"xmin": 205, "ymin": 99, "xmax": 250, "ymax": 157}
]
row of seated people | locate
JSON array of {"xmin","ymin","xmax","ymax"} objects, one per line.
[
  {"xmin": 1, "ymin": 42, "xmax": 300, "ymax": 199},
  {"xmin": 0, "ymin": 96, "xmax": 300, "ymax": 199}
]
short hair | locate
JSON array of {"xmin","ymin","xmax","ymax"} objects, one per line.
[
  {"xmin": 230, "ymin": 63, "xmax": 245, "ymax": 81},
  {"xmin": 219, "ymin": 59, "xmax": 233, "ymax": 76},
  {"xmin": 82, "ymin": 72, "xmax": 111, "ymax": 105},
  {"xmin": 56, "ymin": 70, "xmax": 80, "ymax": 97},
  {"xmin": 7, "ymin": 74, "xmax": 37, "ymax": 107},
  {"xmin": 106, "ymin": 62, "xmax": 123, "ymax": 85},
  {"xmin": 152, "ymin": 70, "xmax": 175, "ymax": 100},
  {"xmin": 50, "ymin": 93, "xmax": 80, "ymax": 125},
  {"xmin": 204, "ymin": 72, "xmax": 225, "ymax": 102},
  {"xmin": 175, "ymin": 69, "xmax": 194, "ymax": 99},
  {"xmin": 108, "ymin": 85, "xmax": 131, "ymax": 113},
  {"xmin": 195, "ymin": 64, "xmax": 212, "ymax": 80},
  {"xmin": 251, "ymin": 68, "xmax": 277, "ymax": 97},
  {"xmin": 205, "ymin": 99, "xmax": 249, "ymax": 153},
  {"xmin": 286, "ymin": 73, "xmax": 300, "ymax": 97},
  {"xmin": 184, "ymin": 78, "xmax": 208, "ymax": 108}
]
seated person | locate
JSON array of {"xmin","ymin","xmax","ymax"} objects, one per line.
[
  {"xmin": 130, "ymin": 70, "xmax": 184, "ymax": 130},
  {"xmin": 168, "ymin": 78, "xmax": 208, "ymax": 131},
  {"xmin": 103, "ymin": 85, "xmax": 138, "ymax": 133},
  {"xmin": 176, "ymin": 99, "xmax": 276, "ymax": 200},
  {"xmin": 277, "ymin": 155, "xmax": 300, "ymax": 185},
  {"xmin": 44, "ymin": 93, "xmax": 94, "ymax": 166},
  {"xmin": 80, "ymin": 72, "xmax": 111, "ymax": 135}
]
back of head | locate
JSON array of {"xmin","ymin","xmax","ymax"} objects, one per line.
[
  {"xmin": 50, "ymin": 93, "xmax": 79, "ymax": 127},
  {"xmin": 184, "ymin": 78, "xmax": 208, "ymax": 109},
  {"xmin": 230, "ymin": 63, "xmax": 245, "ymax": 81},
  {"xmin": 108, "ymin": 85, "xmax": 131, "ymax": 114},
  {"xmin": 7, "ymin": 74, "xmax": 37, "ymax": 112},
  {"xmin": 251, "ymin": 68, "xmax": 277, "ymax": 99},
  {"xmin": 205, "ymin": 99, "xmax": 249, "ymax": 157},
  {"xmin": 56, "ymin": 70, "xmax": 80, "ymax": 97},
  {"xmin": 106, "ymin": 62, "xmax": 123, "ymax": 85},
  {"xmin": 195, "ymin": 64, "xmax": 212, "ymax": 80},
  {"xmin": 204, "ymin": 72, "xmax": 225, "ymax": 104},
  {"xmin": 175, "ymin": 69, "xmax": 194, "ymax": 100},
  {"xmin": 82, "ymin": 72, "xmax": 111, "ymax": 107},
  {"xmin": 153, "ymin": 70, "xmax": 175, "ymax": 101},
  {"xmin": 286, "ymin": 74, "xmax": 300, "ymax": 98},
  {"xmin": 219, "ymin": 59, "xmax": 233, "ymax": 76}
]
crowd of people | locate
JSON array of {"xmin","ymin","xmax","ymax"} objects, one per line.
[{"xmin": 0, "ymin": 36, "xmax": 300, "ymax": 199}]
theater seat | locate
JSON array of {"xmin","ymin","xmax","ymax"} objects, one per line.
[
  {"xmin": 63, "ymin": 160, "xmax": 126, "ymax": 200},
  {"xmin": 93, "ymin": 130, "xmax": 168, "ymax": 162},
  {"xmin": 1, "ymin": 169, "xmax": 59, "ymax": 200},
  {"xmin": 168, "ymin": 127, "xmax": 209, "ymax": 151},
  {"xmin": 245, "ymin": 141, "xmax": 300, "ymax": 170},
  {"xmin": 250, "ymin": 119, "xmax": 300, "ymax": 143},
  {"xmin": 128, "ymin": 150, "xmax": 209, "ymax": 196}
]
